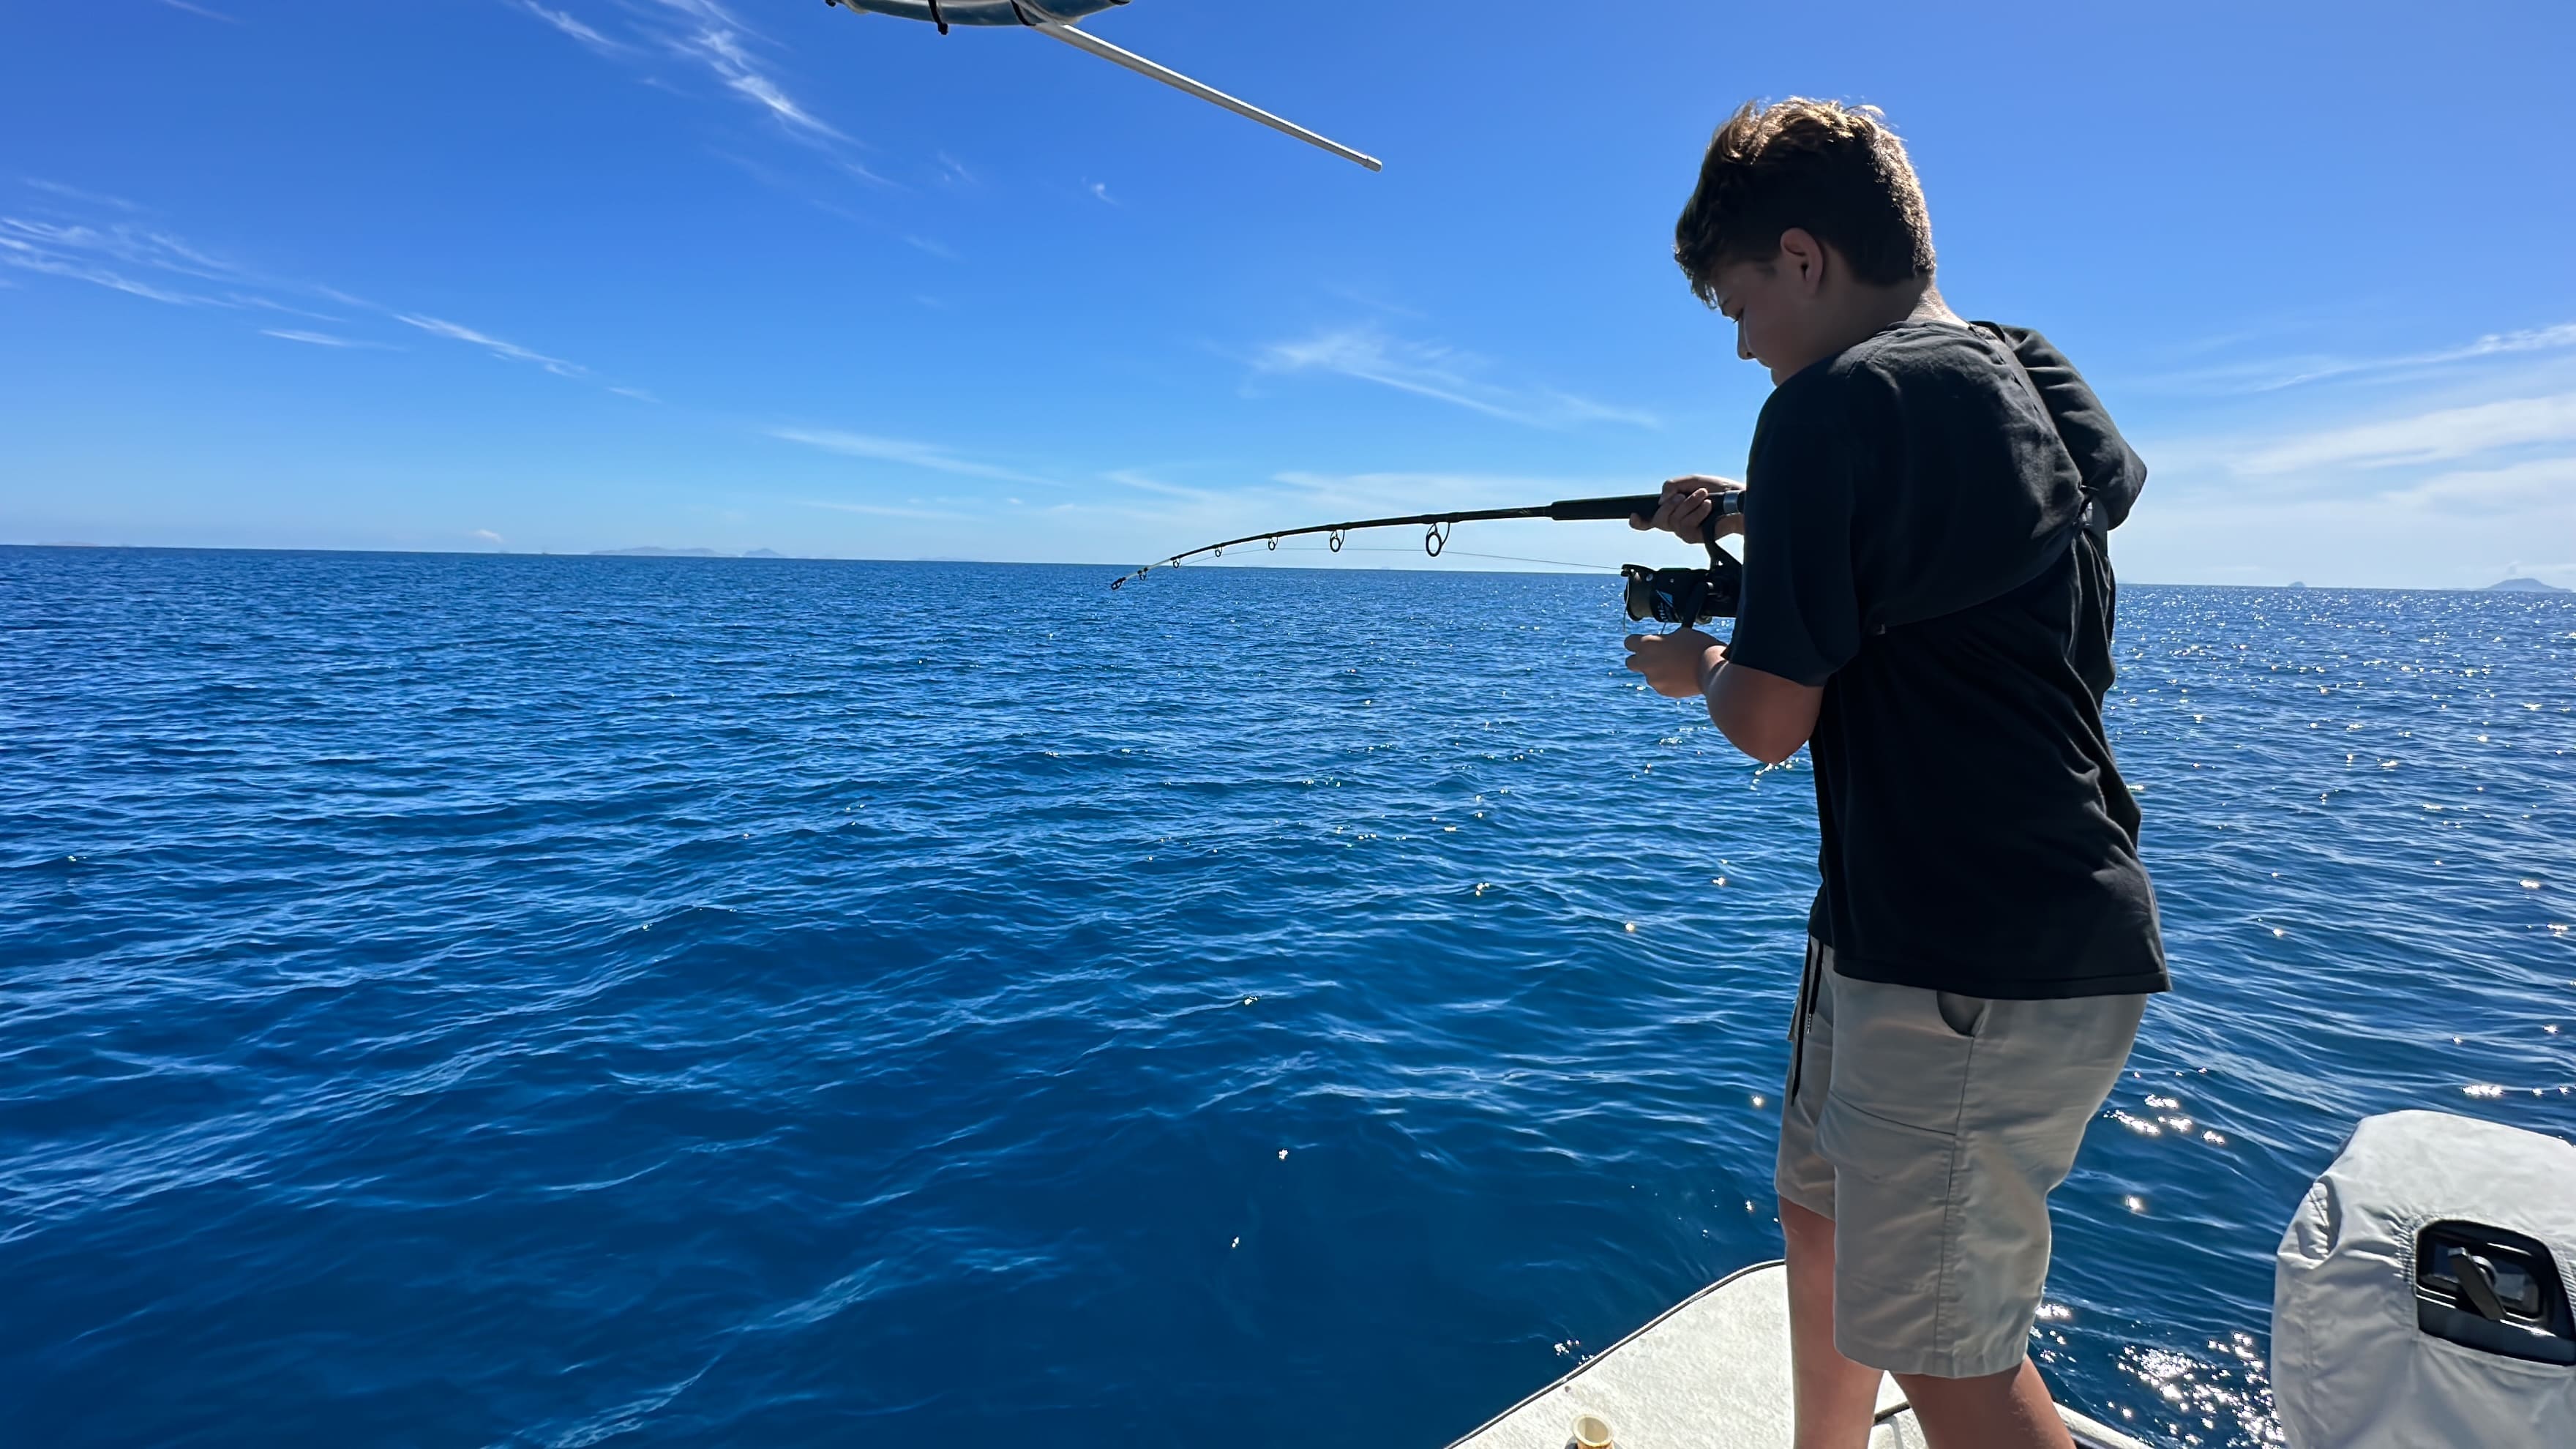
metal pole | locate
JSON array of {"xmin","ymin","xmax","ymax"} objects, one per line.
[{"xmin": 1033, "ymin": 23, "xmax": 1382, "ymax": 172}]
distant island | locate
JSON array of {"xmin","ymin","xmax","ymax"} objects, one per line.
[
  {"xmin": 2487, "ymin": 577, "xmax": 2569, "ymax": 593},
  {"xmin": 591, "ymin": 547, "xmax": 790, "ymax": 559}
]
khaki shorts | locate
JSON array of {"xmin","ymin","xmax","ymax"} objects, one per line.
[{"xmin": 1775, "ymin": 940, "xmax": 2144, "ymax": 1379}]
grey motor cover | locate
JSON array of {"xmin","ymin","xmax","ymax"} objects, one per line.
[
  {"xmin": 2274, "ymin": 1109, "xmax": 2576, "ymax": 1448},
  {"xmin": 836, "ymin": 1, "xmax": 1126, "ymax": 25}
]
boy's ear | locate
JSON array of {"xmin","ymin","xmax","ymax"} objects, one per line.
[{"xmin": 1777, "ymin": 227, "xmax": 1827, "ymax": 296}]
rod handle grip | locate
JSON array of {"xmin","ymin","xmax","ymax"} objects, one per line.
[
  {"xmin": 1547, "ymin": 493, "xmax": 1667, "ymax": 522},
  {"xmin": 1547, "ymin": 491, "xmax": 1746, "ymax": 523}
]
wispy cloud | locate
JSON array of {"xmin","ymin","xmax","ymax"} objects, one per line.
[
  {"xmin": 520, "ymin": 0, "xmax": 852, "ymax": 146},
  {"xmin": 231, "ymin": 293, "xmax": 348, "ymax": 323},
  {"xmin": 7, "ymin": 184, "xmax": 615, "ymax": 389},
  {"xmin": 800, "ymin": 498, "xmax": 968, "ymax": 520},
  {"xmin": 1089, "ymin": 181, "xmax": 1116, "ymax": 205},
  {"xmin": 2138, "ymin": 317, "xmax": 2576, "ymax": 396},
  {"xmin": 262, "ymin": 328, "xmax": 395, "ymax": 350},
  {"xmin": 396, "ymin": 314, "xmax": 588, "ymax": 377},
  {"xmin": 1266, "ymin": 468, "xmax": 1628, "ymax": 515},
  {"xmin": 2386, "ymin": 454, "xmax": 2576, "ymax": 516},
  {"xmin": 1322, "ymin": 284, "xmax": 1429, "ymax": 321},
  {"xmin": 771, "ymin": 427, "xmax": 1050, "ymax": 484},
  {"xmin": 0, "ymin": 233, "xmax": 209, "ymax": 305},
  {"xmin": 4, "ymin": 208, "xmax": 359, "ymax": 326},
  {"xmin": 514, "ymin": 0, "xmax": 887, "ymax": 211},
  {"xmin": 2233, "ymin": 392, "xmax": 2576, "ymax": 475},
  {"xmin": 23, "ymin": 179, "xmax": 141, "ymax": 212},
  {"xmin": 2119, "ymin": 320, "xmax": 2576, "ymax": 585},
  {"xmin": 1250, "ymin": 325, "xmax": 1659, "ymax": 430},
  {"xmin": 519, "ymin": 1, "xmax": 621, "ymax": 55},
  {"xmin": 1077, "ymin": 466, "xmax": 1629, "ymax": 525},
  {"xmin": 0, "ymin": 214, "xmax": 252, "ymax": 304},
  {"xmin": 472, "ymin": 528, "xmax": 507, "ymax": 546},
  {"xmin": 678, "ymin": 22, "xmax": 845, "ymax": 141},
  {"xmin": 1101, "ymin": 469, "xmax": 1229, "ymax": 505},
  {"xmin": 157, "ymin": 0, "xmax": 239, "ymax": 21},
  {"xmin": 2250, "ymin": 321, "xmax": 2576, "ymax": 393}
]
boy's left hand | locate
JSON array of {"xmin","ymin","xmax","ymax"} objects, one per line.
[
  {"xmin": 1624, "ymin": 629, "xmax": 1723, "ymax": 698},
  {"xmin": 1629, "ymin": 475, "xmax": 1745, "ymax": 544}
]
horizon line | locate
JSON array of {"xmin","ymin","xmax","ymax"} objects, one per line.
[{"xmin": 3, "ymin": 541, "xmax": 2566, "ymax": 593}]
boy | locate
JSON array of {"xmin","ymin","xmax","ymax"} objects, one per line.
[{"xmin": 1622, "ymin": 99, "xmax": 2166, "ymax": 1449}]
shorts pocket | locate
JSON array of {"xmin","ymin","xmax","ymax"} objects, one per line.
[
  {"xmin": 1821, "ymin": 976, "xmax": 1977, "ymax": 1136},
  {"xmin": 1816, "ymin": 1094, "xmax": 1958, "ymax": 1186},
  {"xmin": 1934, "ymin": 990, "xmax": 1990, "ymax": 1038},
  {"xmin": 1816, "ymin": 1095, "xmax": 1958, "ymax": 1308}
]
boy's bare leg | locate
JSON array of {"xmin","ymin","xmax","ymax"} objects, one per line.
[
  {"xmin": 1895, "ymin": 1361, "xmax": 2075, "ymax": 1449},
  {"xmin": 1781, "ymin": 1197, "xmax": 1882, "ymax": 1449}
]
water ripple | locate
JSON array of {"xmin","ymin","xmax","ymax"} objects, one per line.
[{"xmin": 3, "ymin": 550, "xmax": 2572, "ymax": 1448}]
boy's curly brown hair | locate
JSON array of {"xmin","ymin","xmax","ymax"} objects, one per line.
[{"xmin": 1674, "ymin": 98, "xmax": 1936, "ymax": 304}]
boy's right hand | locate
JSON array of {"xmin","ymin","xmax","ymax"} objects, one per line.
[{"xmin": 1629, "ymin": 475, "xmax": 1746, "ymax": 544}]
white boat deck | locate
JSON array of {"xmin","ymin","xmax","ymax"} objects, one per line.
[{"xmin": 1446, "ymin": 1262, "xmax": 2150, "ymax": 1449}]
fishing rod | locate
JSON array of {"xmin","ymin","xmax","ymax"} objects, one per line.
[{"xmin": 1109, "ymin": 490, "xmax": 1750, "ymax": 626}]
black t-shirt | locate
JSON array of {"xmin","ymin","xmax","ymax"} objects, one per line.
[{"xmin": 1725, "ymin": 319, "xmax": 2167, "ymax": 999}]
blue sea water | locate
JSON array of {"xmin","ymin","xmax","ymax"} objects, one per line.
[{"xmin": 4, "ymin": 544, "xmax": 2572, "ymax": 1449}]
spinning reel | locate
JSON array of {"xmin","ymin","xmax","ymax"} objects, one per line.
[{"xmin": 1621, "ymin": 527, "xmax": 1744, "ymax": 626}]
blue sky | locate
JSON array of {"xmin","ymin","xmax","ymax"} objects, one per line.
[{"xmin": 4, "ymin": 0, "xmax": 2573, "ymax": 586}]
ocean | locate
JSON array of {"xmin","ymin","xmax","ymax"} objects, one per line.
[{"xmin": 4, "ymin": 545, "xmax": 2571, "ymax": 1448}]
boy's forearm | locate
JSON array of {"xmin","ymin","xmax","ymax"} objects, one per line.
[{"xmin": 1702, "ymin": 654, "xmax": 1823, "ymax": 765}]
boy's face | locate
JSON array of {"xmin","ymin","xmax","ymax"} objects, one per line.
[{"xmin": 1705, "ymin": 228, "xmax": 1840, "ymax": 385}]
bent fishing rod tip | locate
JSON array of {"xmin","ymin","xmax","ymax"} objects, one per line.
[{"xmin": 1106, "ymin": 489, "xmax": 1741, "ymax": 589}]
